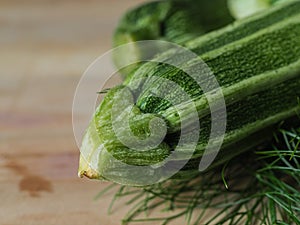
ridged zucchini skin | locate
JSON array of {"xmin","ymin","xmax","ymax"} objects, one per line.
[
  {"xmin": 79, "ymin": 1, "xmax": 300, "ymax": 186},
  {"xmin": 186, "ymin": 0, "xmax": 300, "ymax": 55},
  {"xmin": 113, "ymin": 0, "xmax": 234, "ymax": 76}
]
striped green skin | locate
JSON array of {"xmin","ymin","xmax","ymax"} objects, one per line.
[
  {"xmin": 186, "ymin": 0, "xmax": 300, "ymax": 55},
  {"xmin": 136, "ymin": 14, "xmax": 300, "ymax": 120},
  {"xmin": 113, "ymin": 0, "xmax": 234, "ymax": 76},
  {"xmin": 79, "ymin": 1, "xmax": 300, "ymax": 186}
]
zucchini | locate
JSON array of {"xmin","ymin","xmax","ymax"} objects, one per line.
[
  {"xmin": 113, "ymin": 0, "xmax": 234, "ymax": 76},
  {"xmin": 79, "ymin": 0, "xmax": 300, "ymax": 186}
]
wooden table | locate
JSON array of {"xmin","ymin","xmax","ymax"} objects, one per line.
[{"xmin": 0, "ymin": 1, "xmax": 158, "ymax": 224}]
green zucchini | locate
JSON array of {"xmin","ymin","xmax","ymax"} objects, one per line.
[
  {"xmin": 79, "ymin": 0, "xmax": 300, "ymax": 186},
  {"xmin": 113, "ymin": 0, "xmax": 234, "ymax": 76}
]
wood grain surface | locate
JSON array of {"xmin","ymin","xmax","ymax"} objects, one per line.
[{"xmin": 0, "ymin": 1, "xmax": 166, "ymax": 224}]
